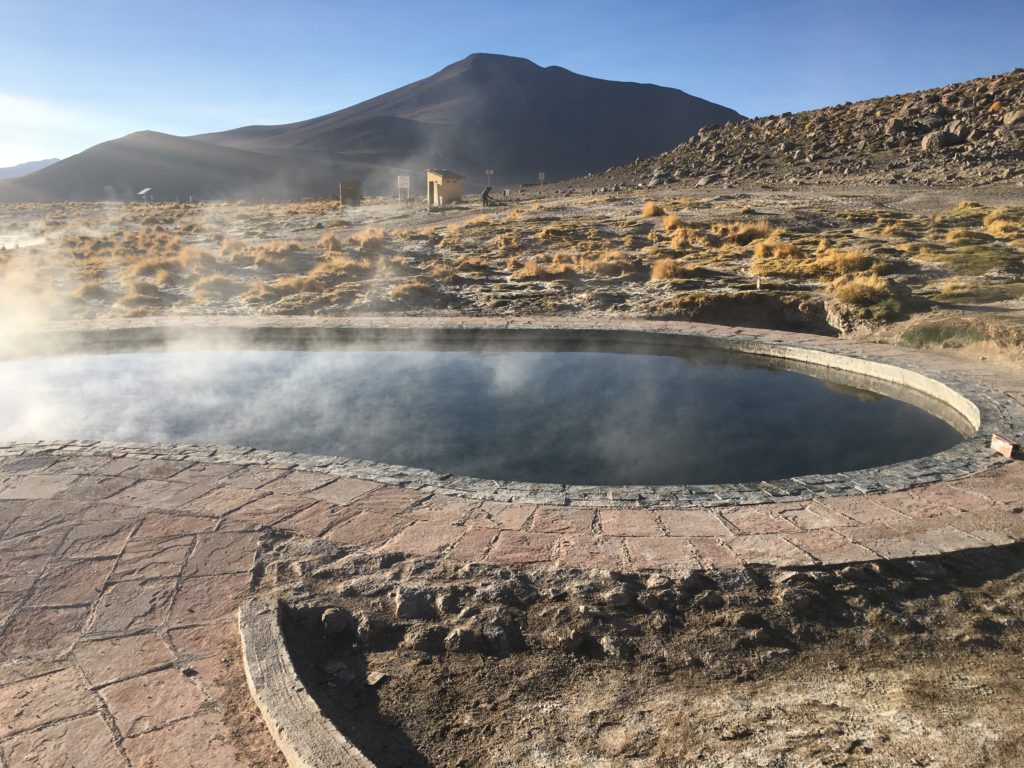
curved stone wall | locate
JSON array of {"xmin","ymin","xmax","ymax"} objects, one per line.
[{"xmin": 1, "ymin": 316, "xmax": 1019, "ymax": 508}]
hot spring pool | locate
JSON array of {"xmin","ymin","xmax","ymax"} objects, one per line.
[{"xmin": 0, "ymin": 341, "xmax": 968, "ymax": 486}]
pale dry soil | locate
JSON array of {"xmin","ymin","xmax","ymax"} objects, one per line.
[{"xmin": 264, "ymin": 535, "xmax": 1024, "ymax": 768}]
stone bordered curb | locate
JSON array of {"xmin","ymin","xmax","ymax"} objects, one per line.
[
  {"xmin": 1, "ymin": 315, "xmax": 1021, "ymax": 508},
  {"xmin": 238, "ymin": 598, "xmax": 375, "ymax": 768}
]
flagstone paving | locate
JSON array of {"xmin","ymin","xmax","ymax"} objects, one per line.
[{"xmin": 0, "ymin": 316, "xmax": 1021, "ymax": 765}]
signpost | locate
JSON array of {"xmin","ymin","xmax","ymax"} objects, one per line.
[
  {"xmin": 485, "ymin": 169, "xmax": 494, "ymax": 187},
  {"xmin": 538, "ymin": 172, "xmax": 545, "ymax": 187},
  {"xmin": 397, "ymin": 175, "xmax": 410, "ymax": 201}
]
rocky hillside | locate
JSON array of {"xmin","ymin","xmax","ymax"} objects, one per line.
[{"xmin": 566, "ymin": 68, "xmax": 1024, "ymax": 192}]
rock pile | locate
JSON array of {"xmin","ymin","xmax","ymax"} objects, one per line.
[{"xmin": 564, "ymin": 68, "xmax": 1024, "ymax": 191}]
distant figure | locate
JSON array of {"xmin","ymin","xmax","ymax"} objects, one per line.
[{"xmin": 481, "ymin": 186, "xmax": 493, "ymax": 206}]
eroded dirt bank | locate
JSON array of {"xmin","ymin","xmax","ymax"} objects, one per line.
[{"xmin": 251, "ymin": 533, "xmax": 1024, "ymax": 767}]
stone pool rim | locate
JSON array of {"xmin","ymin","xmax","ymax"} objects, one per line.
[{"xmin": 1, "ymin": 315, "xmax": 1019, "ymax": 508}]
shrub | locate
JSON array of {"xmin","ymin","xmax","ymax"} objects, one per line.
[{"xmin": 641, "ymin": 201, "xmax": 665, "ymax": 217}]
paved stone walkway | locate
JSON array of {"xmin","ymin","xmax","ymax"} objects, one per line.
[{"xmin": 0, "ymin": 317, "xmax": 1022, "ymax": 765}]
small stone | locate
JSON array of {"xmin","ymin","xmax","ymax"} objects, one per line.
[
  {"xmin": 322, "ymin": 607, "xmax": 352, "ymax": 636},
  {"xmin": 681, "ymin": 572, "xmax": 715, "ymax": 594},
  {"xmin": 636, "ymin": 592, "xmax": 661, "ymax": 611},
  {"xmin": 445, "ymin": 625, "xmax": 486, "ymax": 653},
  {"xmin": 560, "ymin": 627, "xmax": 588, "ymax": 653},
  {"xmin": 392, "ymin": 588, "xmax": 437, "ymax": 620},
  {"xmin": 1003, "ymin": 109, "xmax": 1024, "ymax": 127},
  {"xmin": 323, "ymin": 659, "xmax": 355, "ymax": 684},
  {"xmin": 603, "ymin": 589, "xmax": 633, "ymax": 608},
  {"xmin": 693, "ymin": 591, "xmax": 724, "ymax": 611},
  {"xmin": 749, "ymin": 625, "xmax": 773, "ymax": 647},
  {"xmin": 366, "ymin": 671, "xmax": 388, "ymax": 688},
  {"xmin": 734, "ymin": 610, "xmax": 763, "ymax": 629},
  {"xmin": 402, "ymin": 625, "xmax": 446, "ymax": 654},
  {"xmin": 644, "ymin": 574, "xmax": 671, "ymax": 590},
  {"xmin": 780, "ymin": 588, "xmax": 818, "ymax": 614},
  {"xmin": 355, "ymin": 612, "xmax": 390, "ymax": 646},
  {"xmin": 649, "ymin": 610, "xmax": 671, "ymax": 632},
  {"xmin": 599, "ymin": 635, "xmax": 631, "ymax": 660},
  {"xmin": 435, "ymin": 590, "xmax": 461, "ymax": 615}
]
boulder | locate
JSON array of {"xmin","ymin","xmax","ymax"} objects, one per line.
[{"xmin": 921, "ymin": 131, "xmax": 959, "ymax": 152}]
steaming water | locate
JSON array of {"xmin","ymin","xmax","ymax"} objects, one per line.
[{"xmin": 0, "ymin": 348, "xmax": 964, "ymax": 485}]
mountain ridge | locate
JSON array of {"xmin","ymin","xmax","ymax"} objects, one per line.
[
  {"xmin": 0, "ymin": 53, "xmax": 742, "ymax": 202},
  {"xmin": 0, "ymin": 158, "xmax": 60, "ymax": 181}
]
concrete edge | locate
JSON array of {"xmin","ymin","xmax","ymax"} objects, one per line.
[{"xmin": 238, "ymin": 598, "xmax": 376, "ymax": 768}]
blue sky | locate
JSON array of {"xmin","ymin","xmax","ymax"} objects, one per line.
[{"xmin": 1, "ymin": 0, "xmax": 1022, "ymax": 166}]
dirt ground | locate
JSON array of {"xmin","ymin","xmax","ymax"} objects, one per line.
[
  {"xmin": 256, "ymin": 533, "xmax": 1024, "ymax": 768},
  {"xmin": 1, "ymin": 185, "xmax": 1022, "ymax": 366}
]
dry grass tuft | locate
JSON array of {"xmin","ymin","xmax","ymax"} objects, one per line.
[
  {"xmin": 752, "ymin": 242, "xmax": 874, "ymax": 278},
  {"xmin": 666, "ymin": 226, "xmax": 707, "ymax": 251},
  {"xmin": 317, "ymin": 233, "xmax": 344, "ymax": 252},
  {"xmin": 712, "ymin": 220, "xmax": 775, "ymax": 245},
  {"xmin": 390, "ymin": 277, "xmax": 439, "ymax": 301},
  {"xmin": 511, "ymin": 257, "xmax": 575, "ymax": 281},
  {"xmin": 945, "ymin": 227, "xmax": 993, "ymax": 245},
  {"xmin": 494, "ymin": 231, "xmax": 521, "ymax": 252},
  {"xmin": 649, "ymin": 258, "xmax": 691, "ymax": 281},
  {"xmin": 750, "ymin": 241, "xmax": 811, "ymax": 276},
  {"xmin": 983, "ymin": 208, "xmax": 1024, "ymax": 239},
  {"xmin": 453, "ymin": 215, "xmax": 490, "ymax": 230},
  {"xmin": 814, "ymin": 247, "xmax": 875, "ymax": 276},
  {"xmin": 350, "ymin": 227, "xmax": 387, "ymax": 251},
  {"xmin": 194, "ymin": 274, "xmax": 247, "ymax": 301},
  {"xmin": 70, "ymin": 281, "xmax": 109, "ymax": 300},
  {"xmin": 250, "ymin": 242, "xmax": 308, "ymax": 271},
  {"xmin": 574, "ymin": 250, "xmax": 638, "ymax": 278},
  {"xmin": 308, "ymin": 254, "xmax": 373, "ymax": 280},
  {"xmin": 830, "ymin": 274, "xmax": 892, "ymax": 305},
  {"xmin": 641, "ymin": 202, "xmax": 665, "ymax": 217},
  {"xmin": 662, "ymin": 214, "xmax": 686, "ymax": 230}
]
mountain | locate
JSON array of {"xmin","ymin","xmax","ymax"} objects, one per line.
[
  {"xmin": 0, "ymin": 158, "xmax": 60, "ymax": 181},
  {"xmin": 195, "ymin": 53, "xmax": 744, "ymax": 190},
  {"xmin": 0, "ymin": 54, "xmax": 742, "ymax": 202},
  {"xmin": 565, "ymin": 67, "xmax": 1024, "ymax": 192},
  {"xmin": 0, "ymin": 131, "xmax": 353, "ymax": 203}
]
